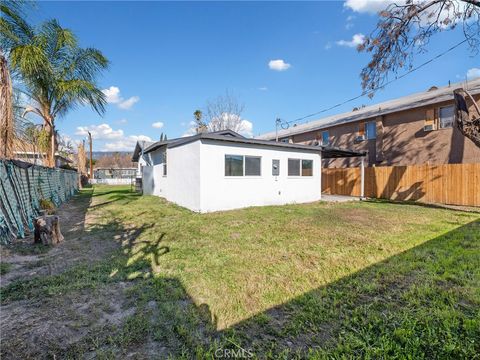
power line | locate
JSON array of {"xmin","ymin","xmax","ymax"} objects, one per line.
[{"xmin": 280, "ymin": 37, "xmax": 470, "ymax": 129}]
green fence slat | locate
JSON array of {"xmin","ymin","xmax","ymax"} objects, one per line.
[{"xmin": 0, "ymin": 160, "xmax": 78, "ymax": 244}]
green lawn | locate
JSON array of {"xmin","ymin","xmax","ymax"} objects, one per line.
[{"xmin": 1, "ymin": 185, "xmax": 479, "ymax": 359}]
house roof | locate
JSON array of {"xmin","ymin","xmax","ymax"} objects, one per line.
[
  {"xmin": 94, "ymin": 167, "xmax": 137, "ymax": 170},
  {"xmin": 14, "ymin": 151, "xmax": 73, "ymax": 163},
  {"xmin": 131, "ymin": 140, "xmax": 155, "ymax": 162},
  {"xmin": 256, "ymin": 78, "xmax": 480, "ymax": 140},
  {"xmin": 144, "ymin": 129, "xmax": 365, "ymax": 159}
]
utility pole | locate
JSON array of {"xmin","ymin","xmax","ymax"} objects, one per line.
[
  {"xmin": 275, "ymin": 118, "xmax": 281, "ymax": 142},
  {"xmin": 88, "ymin": 131, "xmax": 93, "ymax": 180}
]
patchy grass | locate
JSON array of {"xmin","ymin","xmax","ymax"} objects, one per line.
[
  {"xmin": 0, "ymin": 262, "xmax": 11, "ymax": 275},
  {"xmin": 1, "ymin": 185, "xmax": 479, "ymax": 358}
]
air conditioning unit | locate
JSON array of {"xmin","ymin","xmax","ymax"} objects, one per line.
[
  {"xmin": 355, "ymin": 135, "xmax": 365, "ymax": 142},
  {"xmin": 423, "ymin": 124, "xmax": 435, "ymax": 132}
]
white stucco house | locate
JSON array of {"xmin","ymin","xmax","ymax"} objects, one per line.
[
  {"xmin": 132, "ymin": 140, "xmax": 154, "ymax": 178},
  {"xmin": 132, "ymin": 130, "xmax": 364, "ymax": 212}
]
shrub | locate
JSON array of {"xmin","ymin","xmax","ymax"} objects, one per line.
[{"xmin": 39, "ymin": 199, "xmax": 56, "ymax": 214}]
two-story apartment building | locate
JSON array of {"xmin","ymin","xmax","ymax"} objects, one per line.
[{"xmin": 257, "ymin": 79, "xmax": 480, "ymax": 168}]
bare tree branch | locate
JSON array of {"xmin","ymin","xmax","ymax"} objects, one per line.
[{"xmin": 359, "ymin": 0, "xmax": 480, "ymax": 93}]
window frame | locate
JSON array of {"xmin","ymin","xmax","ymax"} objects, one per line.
[
  {"xmin": 365, "ymin": 121, "xmax": 377, "ymax": 140},
  {"xmin": 301, "ymin": 159, "xmax": 313, "ymax": 176},
  {"xmin": 439, "ymin": 105, "xmax": 454, "ymax": 129},
  {"xmin": 244, "ymin": 155, "xmax": 262, "ymax": 176},
  {"xmin": 225, "ymin": 154, "xmax": 262, "ymax": 177},
  {"xmin": 288, "ymin": 158, "xmax": 313, "ymax": 177},
  {"xmin": 321, "ymin": 130, "xmax": 329, "ymax": 146},
  {"xmin": 225, "ymin": 154, "xmax": 244, "ymax": 177}
]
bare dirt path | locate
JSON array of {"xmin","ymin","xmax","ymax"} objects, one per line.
[
  {"xmin": 0, "ymin": 189, "xmax": 139, "ymax": 359},
  {"xmin": 0, "ymin": 189, "xmax": 121, "ymax": 286}
]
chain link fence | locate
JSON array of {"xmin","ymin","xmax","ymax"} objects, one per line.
[{"xmin": 0, "ymin": 159, "xmax": 78, "ymax": 244}]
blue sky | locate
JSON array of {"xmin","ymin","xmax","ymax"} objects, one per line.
[{"xmin": 28, "ymin": 1, "xmax": 479, "ymax": 151}]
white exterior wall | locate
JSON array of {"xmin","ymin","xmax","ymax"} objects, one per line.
[
  {"xmin": 165, "ymin": 141, "xmax": 201, "ymax": 211},
  {"xmin": 142, "ymin": 141, "xmax": 201, "ymax": 211},
  {"xmin": 137, "ymin": 157, "xmax": 147, "ymax": 178},
  {"xmin": 198, "ymin": 139, "xmax": 322, "ymax": 212},
  {"xmin": 144, "ymin": 139, "xmax": 322, "ymax": 212}
]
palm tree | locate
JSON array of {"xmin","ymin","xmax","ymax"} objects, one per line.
[
  {"xmin": 0, "ymin": 49, "xmax": 13, "ymax": 158},
  {"xmin": 0, "ymin": 1, "xmax": 24, "ymax": 158},
  {"xmin": 1, "ymin": 7, "xmax": 109, "ymax": 167},
  {"xmin": 193, "ymin": 109, "xmax": 207, "ymax": 134}
]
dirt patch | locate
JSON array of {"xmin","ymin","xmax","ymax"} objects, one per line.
[
  {"xmin": 0, "ymin": 282, "xmax": 135, "ymax": 359},
  {"xmin": 0, "ymin": 190, "xmax": 119, "ymax": 287},
  {"xmin": 0, "ymin": 190, "xmax": 135, "ymax": 358}
]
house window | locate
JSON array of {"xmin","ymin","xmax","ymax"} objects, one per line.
[
  {"xmin": 365, "ymin": 121, "xmax": 376, "ymax": 139},
  {"xmin": 225, "ymin": 155, "xmax": 243, "ymax": 176},
  {"xmin": 225, "ymin": 155, "xmax": 261, "ymax": 176},
  {"xmin": 301, "ymin": 160, "xmax": 313, "ymax": 176},
  {"xmin": 288, "ymin": 159, "xmax": 300, "ymax": 176},
  {"xmin": 288, "ymin": 158, "xmax": 313, "ymax": 176},
  {"xmin": 439, "ymin": 106, "xmax": 454, "ymax": 128},
  {"xmin": 321, "ymin": 131, "xmax": 329, "ymax": 145},
  {"xmin": 280, "ymin": 138, "xmax": 289, "ymax": 143},
  {"xmin": 245, "ymin": 156, "xmax": 261, "ymax": 176}
]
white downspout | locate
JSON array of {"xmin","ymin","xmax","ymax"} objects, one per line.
[{"xmin": 319, "ymin": 151, "xmax": 322, "ymax": 200}]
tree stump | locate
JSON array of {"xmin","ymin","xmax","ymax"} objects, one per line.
[{"xmin": 34, "ymin": 215, "xmax": 64, "ymax": 245}]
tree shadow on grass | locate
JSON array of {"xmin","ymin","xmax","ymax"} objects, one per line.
[
  {"xmin": 86, "ymin": 217, "xmax": 480, "ymax": 358},
  {"xmin": 218, "ymin": 219, "xmax": 480, "ymax": 358},
  {"xmin": 2, "ymin": 204, "xmax": 478, "ymax": 359}
]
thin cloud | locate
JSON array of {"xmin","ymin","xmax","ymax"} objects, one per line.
[
  {"xmin": 102, "ymin": 86, "xmax": 140, "ymax": 110},
  {"xmin": 336, "ymin": 33, "xmax": 365, "ymax": 48},
  {"xmin": 344, "ymin": 0, "xmax": 392, "ymax": 14},
  {"xmin": 118, "ymin": 96, "xmax": 139, "ymax": 110},
  {"xmin": 152, "ymin": 121, "xmax": 164, "ymax": 129},
  {"xmin": 75, "ymin": 123, "xmax": 124, "ymax": 140},
  {"xmin": 467, "ymin": 67, "xmax": 480, "ymax": 80},
  {"xmin": 268, "ymin": 59, "xmax": 291, "ymax": 71},
  {"xmin": 102, "ymin": 134, "xmax": 153, "ymax": 151}
]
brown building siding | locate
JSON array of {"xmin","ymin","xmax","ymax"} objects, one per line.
[{"xmin": 285, "ymin": 96, "xmax": 480, "ymax": 168}]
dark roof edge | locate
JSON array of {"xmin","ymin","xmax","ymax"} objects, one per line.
[{"xmin": 146, "ymin": 132, "xmax": 365, "ymax": 158}]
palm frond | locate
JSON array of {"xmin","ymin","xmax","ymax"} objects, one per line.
[
  {"xmin": 52, "ymin": 79, "xmax": 106, "ymax": 117},
  {"xmin": 9, "ymin": 44, "xmax": 52, "ymax": 80},
  {"xmin": 0, "ymin": 1, "xmax": 34, "ymax": 48}
]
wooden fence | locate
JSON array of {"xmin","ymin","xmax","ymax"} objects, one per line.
[{"xmin": 322, "ymin": 163, "xmax": 480, "ymax": 207}]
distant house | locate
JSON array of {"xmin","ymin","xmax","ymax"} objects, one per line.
[
  {"xmin": 94, "ymin": 168, "xmax": 137, "ymax": 180},
  {"xmin": 132, "ymin": 140, "xmax": 154, "ymax": 178},
  {"xmin": 134, "ymin": 130, "xmax": 363, "ymax": 212},
  {"xmin": 14, "ymin": 151, "xmax": 73, "ymax": 168},
  {"xmin": 257, "ymin": 79, "xmax": 480, "ymax": 167}
]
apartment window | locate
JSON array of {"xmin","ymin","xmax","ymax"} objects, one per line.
[
  {"xmin": 321, "ymin": 131, "xmax": 329, "ymax": 145},
  {"xmin": 288, "ymin": 158, "xmax": 313, "ymax": 176},
  {"xmin": 365, "ymin": 121, "xmax": 376, "ymax": 139},
  {"xmin": 225, "ymin": 155, "xmax": 261, "ymax": 176},
  {"xmin": 439, "ymin": 106, "xmax": 454, "ymax": 128}
]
